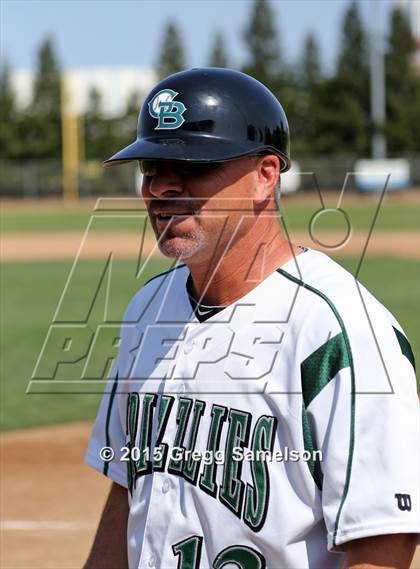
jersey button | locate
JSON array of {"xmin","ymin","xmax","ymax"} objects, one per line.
[
  {"xmin": 148, "ymin": 555, "xmax": 156, "ymax": 568},
  {"xmin": 183, "ymin": 339, "xmax": 196, "ymax": 354},
  {"xmin": 162, "ymin": 479, "xmax": 171, "ymax": 494}
]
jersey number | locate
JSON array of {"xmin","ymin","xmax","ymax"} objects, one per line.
[{"xmin": 172, "ymin": 535, "xmax": 266, "ymax": 569}]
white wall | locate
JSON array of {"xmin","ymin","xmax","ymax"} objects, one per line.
[{"xmin": 11, "ymin": 66, "xmax": 158, "ymax": 116}]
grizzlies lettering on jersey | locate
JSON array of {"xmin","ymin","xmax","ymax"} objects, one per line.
[
  {"xmin": 125, "ymin": 394, "xmax": 278, "ymax": 532},
  {"xmin": 86, "ymin": 249, "xmax": 419, "ymax": 569}
]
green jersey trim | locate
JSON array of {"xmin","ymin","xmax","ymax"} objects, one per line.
[
  {"xmin": 103, "ymin": 372, "xmax": 119, "ymax": 476},
  {"xmin": 301, "ymin": 332, "xmax": 351, "ymax": 408},
  {"xmin": 301, "ymin": 402, "xmax": 323, "ymax": 489},
  {"xmin": 300, "ymin": 332, "xmax": 351, "ymax": 491},
  {"xmin": 276, "ymin": 268, "xmax": 355, "ymax": 548},
  {"xmin": 144, "ymin": 263, "xmax": 186, "ymax": 287},
  {"xmin": 392, "ymin": 326, "xmax": 416, "ymax": 372}
]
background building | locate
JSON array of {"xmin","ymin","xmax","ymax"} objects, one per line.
[{"xmin": 12, "ymin": 66, "xmax": 157, "ymax": 115}]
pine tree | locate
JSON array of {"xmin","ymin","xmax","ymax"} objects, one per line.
[
  {"xmin": 301, "ymin": 33, "xmax": 321, "ymax": 90},
  {"xmin": 313, "ymin": 1, "xmax": 369, "ymax": 155},
  {"xmin": 292, "ymin": 33, "xmax": 322, "ymax": 155},
  {"xmin": 32, "ymin": 38, "xmax": 61, "ymax": 113},
  {"xmin": 337, "ymin": 0, "xmax": 369, "ymax": 111},
  {"xmin": 312, "ymin": 78, "xmax": 368, "ymax": 154},
  {"xmin": 0, "ymin": 62, "xmax": 15, "ymax": 120},
  {"xmin": 85, "ymin": 87, "xmax": 106, "ymax": 159},
  {"xmin": 84, "ymin": 88, "xmax": 142, "ymax": 161},
  {"xmin": 116, "ymin": 90, "xmax": 141, "ymax": 143},
  {"xmin": 336, "ymin": 1, "xmax": 368, "ymax": 86},
  {"xmin": 386, "ymin": 7, "xmax": 420, "ymax": 154},
  {"xmin": 241, "ymin": 0, "xmax": 304, "ymax": 149},
  {"xmin": 209, "ymin": 31, "xmax": 229, "ymax": 68},
  {"xmin": 26, "ymin": 37, "xmax": 62, "ymax": 158},
  {"xmin": 157, "ymin": 22, "xmax": 186, "ymax": 79},
  {"xmin": 242, "ymin": 0, "xmax": 281, "ymax": 87},
  {"xmin": 0, "ymin": 61, "xmax": 20, "ymax": 158}
]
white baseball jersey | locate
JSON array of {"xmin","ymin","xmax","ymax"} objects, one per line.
[{"xmin": 86, "ymin": 248, "xmax": 419, "ymax": 569}]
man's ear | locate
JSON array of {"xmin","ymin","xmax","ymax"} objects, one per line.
[{"xmin": 253, "ymin": 154, "xmax": 280, "ymax": 205}]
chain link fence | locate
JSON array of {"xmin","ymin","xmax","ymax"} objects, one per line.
[
  {"xmin": 0, "ymin": 159, "xmax": 139, "ymax": 198},
  {"xmin": 1, "ymin": 156, "xmax": 419, "ymax": 198}
]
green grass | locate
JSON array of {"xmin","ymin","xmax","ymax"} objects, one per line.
[
  {"xmin": 339, "ymin": 256, "xmax": 419, "ymax": 354},
  {"xmin": 1, "ymin": 197, "xmax": 418, "ymax": 233},
  {"xmin": 1, "ymin": 257, "xmax": 170, "ymax": 432},
  {"xmin": 279, "ymin": 201, "xmax": 419, "ymax": 234},
  {"xmin": 0, "ymin": 208, "xmax": 146, "ymax": 233},
  {"xmin": 1, "ymin": 208, "xmax": 93, "ymax": 233},
  {"xmin": 1, "ymin": 256, "xmax": 418, "ymax": 432}
]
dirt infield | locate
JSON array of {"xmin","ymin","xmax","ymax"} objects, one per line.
[
  {"xmin": 0, "ymin": 423, "xmax": 109, "ymax": 568},
  {"xmin": 2, "ymin": 229, "xmax": 419, "ymax": 261},
  {"xmin": 1, "ymin": 423, "xmax": 419, "ymax": 569}
]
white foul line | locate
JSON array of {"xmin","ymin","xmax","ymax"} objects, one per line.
[{"xmin": 1, "ymin": 520, "xmax": 96, "ymax": 531}]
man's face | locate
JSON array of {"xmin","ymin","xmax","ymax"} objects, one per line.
[{"xmin": 141, "ymin": 156, "xmax": 262, "ymax": 263}]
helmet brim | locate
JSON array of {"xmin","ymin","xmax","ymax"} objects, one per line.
[{"xmin": 103, "ymin": 137, "xmax": 291, "ymax": 172}]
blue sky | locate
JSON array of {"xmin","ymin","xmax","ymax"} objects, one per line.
[{"xmin": 1, "ymin": 0, "xmax": 395, "ymax": 73}]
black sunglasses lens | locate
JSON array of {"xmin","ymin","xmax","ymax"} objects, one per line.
[
  {"xmin": 175, "ymin": 163, "xmax": 222, "ymax": 176},
  {"xmin": 139, "ymin": 160, "xmax": 157, "ymax": 176},
  {"xmin": 139, "ymin": 160, "xmax": 224, "ymax": 177}
]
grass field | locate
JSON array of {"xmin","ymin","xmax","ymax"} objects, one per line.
[
  {"xmin": 1, "ymin": 194, "xmax": 419, "ymax": 431},
  {"xmin": 1, "ymin": 258, "xmax": 170, "ymax": 431},
  {"xmin": 1, "ymin": 254, "xmax": 418, "ymax": 432},
  {"xmin": 2, "ymin": 193, "xmax": 419, "ymax": 567},
  {"xmin": 1, "ymin": 193, "xmax": 419, "ymax": 233}
]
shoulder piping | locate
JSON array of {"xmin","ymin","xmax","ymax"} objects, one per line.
[
  {"xmin": 276, "ymin": 268, "xmax": 355, "ymax": 548},
  {"xmin": 392, "ymin": 326, "xmax": 416, "ymax": 372},
  {"xmin": 103, "ymin": 372, "xmax": 119, "ymax": 476},
  {"xmin": 143, "ymin": 263, "xmax": 186, "ymax": 288}
]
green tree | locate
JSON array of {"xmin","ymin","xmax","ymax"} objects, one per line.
[
  {"xmin": 291, "ymin": 33, "xmax": 323, "ymax": 155},
  {"xmin": 301, "ymin": 32, "xmax": 321, "ymax": 90},
  {"xmin": 311, "ymin": 78, "xmax": 368, "ymax": 154},
  {"xmin": 157, "ymin": 21, "xmax": 186, "ymax": 79},
  {"xmin": 85, "ymin": 89, "xmax": 143, "ymax": 161},
  {"xmin": 114, "ymin": 90, "xmax": 141, "ymax": 147},
  {"xmin": 0, "ymin": 61, "xmax": 20, "ymax": 158},
  {"xmin": 84, "ymin": 87, "xmax": 104, "ymax": 159},
  {"xmin": 209, "ymin": 31, "xmax": 229, "ymax": 67},
  {"xmin": 312, "ymin": 1, "xmax": 369, "ymax": 155},
  {"xmin": 241, "ymin": 0, "xmax": 304, "ymax": 153},
  {"xmin": 336, "ymin": 0, "xmax": 368, "ymax": 90},
  {"xmin": 25, "ymin": 37, "xmax": 62, "ymax": 158},
  {"xmin": 386, "ymin": 7, "xmax": 420, "ymax": 154},
  {"xmin": 242, "ymin": 0, "xmax": 281, "ymax": 87},
  {"xmin": 84, "ymin": 86, "xmax": 118, "ymax": 160}
]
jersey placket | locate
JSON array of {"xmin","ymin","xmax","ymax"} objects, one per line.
[{"xmin": 138, "ymin": 322, "xmax": 198, "ymax": 569}]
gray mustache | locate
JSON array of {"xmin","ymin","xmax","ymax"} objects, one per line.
[{"xmin": 149, "ymin": 199, "xmax": 203, "ymax": 212}]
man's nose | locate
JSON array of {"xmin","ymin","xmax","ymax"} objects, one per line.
[{"xmin": 144, "ymin": 168, "xmax": 184, "ymax": 198}]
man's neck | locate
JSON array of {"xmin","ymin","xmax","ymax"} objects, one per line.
[{"xmin": 186, "ymin": 222, "xmax": 301, "ymax": 306}]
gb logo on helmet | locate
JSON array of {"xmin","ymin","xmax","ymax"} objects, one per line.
[{"xmin": 148, "ymin": 89, "xmax": 187, "ymax": 130}]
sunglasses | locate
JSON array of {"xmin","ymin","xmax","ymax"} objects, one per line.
[
  {"xmin": 139, "ymin": 160, "xmax": 225, "ymax": 179},
  {"xmin": 139, "ymin": 154, "xmax": 265, "ymax": 179}
]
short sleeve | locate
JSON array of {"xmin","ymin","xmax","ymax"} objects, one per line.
[
  {"xmin": 304, "ymin": 286, "xmax": 419, "ymax": 550},
  {"xmin": 85, "ymin": 364, "xmax": 128, "ymax": 488}
]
